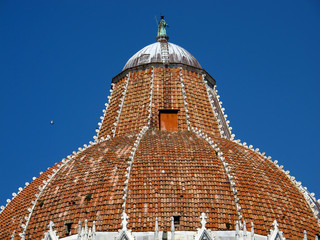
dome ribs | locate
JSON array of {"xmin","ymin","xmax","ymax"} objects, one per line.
[
  {"xmin": 121, "ymin": 127, "xmax": 148, "ymax": 214},
  {"xmin": 181, "ymin": 68, "xmax": 220, "ymax": 136},
  {"xmin": 204, "ymin": 79, "xmax": 233, "ymax": 140},
  {"xmin": 0, "ymin": 165, "xmax": 58, "ymax": 239},
  {"xmin": 214, "ymin": 137, "xmax": 320, "ymax": 239},
  {"xmin": 192, "ymin": 128, "xmax": 244, "ymax": 227},
  {"xmin": 99, "ymin": 66, "xmax": 222, "ymax": 138},
  {"xmin": 151, "ymin": 67, "xmax": 188, "ymax": 130},
  {"xmin": 23, "ymin": 134, "xmax": 137, "ymax": 239},
  {"xmin": 179, "ymin": 67, "xmax": 191, "ymax": 131},
  {"xmin": 115, "ymin": 70, "xmax": 151, "ymax": 136},
  {"xmin": 95, "ymin": 82, "xmax": 114, "ymax": 141},
  {"xmin": 1, "ymin": 26, "xmax": 319, "ymax": 239},
  {"xmin": 125, "ymin": 130, "xmax": 237, "ymax": 232},
  {"xmin": 2, "ymin": 36, "xmax": 318, "ymax": 239},
  {"xmin": 147, "ymin": 67, "xmax": 154, "ymax": 126},
  {"xmin": 98, "ymin": 76, "xmax": 128, "ymax": 139},
  {"xmin": 163, "ymin": 67, "xmax": 173, "ymax": 109},
  {"xmin": 150, "ymin": 67, "xmax": 163, "ymax": 128},
  {"xmin": 112, "ymin": 73, "xmax": 131, "ymax": 137}
]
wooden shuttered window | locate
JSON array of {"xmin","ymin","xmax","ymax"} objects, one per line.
[{"xmin": 159, "ymin": 109, "xmax": 179, "ymax": 131}]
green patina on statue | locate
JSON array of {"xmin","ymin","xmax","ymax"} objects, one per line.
[{"xmin": 157, "ymin": 16, "xmax": 169, "ymax": 40}]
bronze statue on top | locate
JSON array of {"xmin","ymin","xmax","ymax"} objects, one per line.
[{"xmin": 156, "ymin": 16, "xmax": 169, "ymax": 41}]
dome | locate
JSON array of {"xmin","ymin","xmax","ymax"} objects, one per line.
[
  {"xmin": 1, "ymin": 131, "xmax": 319, "ymax": 239},
  {"xmin": 123, "ymin": 42, "xmax": 201, "ymax": 70},
  {"xmin": 1, "ymin": 18, "xmax": 320, "ymax": 240}
]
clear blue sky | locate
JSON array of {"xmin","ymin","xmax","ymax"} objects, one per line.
[{"xmin": 0, "ymin": 0, "xmax": 319, "ymax": 206}]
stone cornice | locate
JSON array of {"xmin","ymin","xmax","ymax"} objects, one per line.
[{"xmin": 112, "ymin": 63, "xmax": 216, "ymax": 87}]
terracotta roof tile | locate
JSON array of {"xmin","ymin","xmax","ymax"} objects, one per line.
[{"xmin": 1, "ymin": 65, "xmax": 319, "ymax": 239}]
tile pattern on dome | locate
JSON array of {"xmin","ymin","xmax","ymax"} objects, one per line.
[
  {"xmin": 99, "ymin": 67, "xmax": 222, "ymax": 138},
  {"xmin": 181, "ymin": 69, "xmax": 220, "ymax": 137},
  {"xmin": 126, "ymin": 130, "xmax": 237, "ymax": 232},
  {"xmin": 25, "ymin": 134, "xmax": 137, "ymax": 239},
  {"xmin": 151, "ymin": 67, "xmax": 189, "ymax": 131},
  {"xmin": 0, "ymin": 164, "xmax": 58, "ymax": 239},
  {"xmin": 98, "ymin": 77, "xmax": 127, "ymax": 139},
  {"xmin": 116, "ymin": 69, "xmax": 152, "ymax": 135},
  {"xmin": 150, "ymin": 67, "xmax": 163, "ymax": 128},
  {"xmin": 214, "ymin": 137, "xmax": 320, "ymax": 239}
]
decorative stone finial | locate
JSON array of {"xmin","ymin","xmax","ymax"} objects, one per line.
[
  {"xmin": 171, "ymin": 216, "xmax": 175, "ymax": 240},
  {"xmin": 92, "ymin": 221, "xmax": 96, "ymax": 234},
  {"xmin": 156, "ymin": 16, "xmax": 169, "ymax": 41},
  {"xmin": 235, "ymin": 220, "xmax": 240, "ymax": 240},
  {"xmin": 48, "ymin": 221, "xmax": 55, "ymax": 232},
  {"xmin": 200, "ymin": 212, "xmax": 208, "ymax": 229},
  {"xmin": 243, "ymin": 221, "xmax": 247, "ymax": 237},
  {"xmin": 272, "ymin": 220, "xmax": 279, "ymax": 231},
  {"xmin": 154, "ymin": 217, "xmax": 159, "ymax": 240},
  {"xmin": 251, "ymin": 222, "xmax": 255, "ymax": 238},
  {"xmin": 78, "ymin": 221, "xmax": 82, "ymax": 239},
  {"xmin": 77, "ymin": 220, "xmax": 96, "ymax": 240},
  {"xmin": 121, "ymin": 212, "xmax": 129, "ymax": 231},
  {"xmin": 42, "ymin": 221, "xmax": 59, "ymax": 240}
]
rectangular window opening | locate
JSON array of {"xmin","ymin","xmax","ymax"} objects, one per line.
[
  {"xmin": 65, "ymin": 222, "xmax": 73, "ymax": 236},
  {"xmin": 173, "ymin": 216, "xmax": 180, "ymax": 225},
  {"xmin": 159, "ymin": 109, "xmax": 179, "ymax": 131}
]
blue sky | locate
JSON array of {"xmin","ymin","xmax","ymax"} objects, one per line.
[{"xmin": 0, "ymin": 0, "xmax": 319, "ymax": 206}]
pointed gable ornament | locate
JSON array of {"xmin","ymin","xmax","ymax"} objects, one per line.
[
  {"xmin": 267, "ymin": 220, "xmax": 286, "ymax": 240},
  {"xmin": 200, "ymin": 212, "xmax": 208, "ymax": 229},
  {"xmin": 194, "ymin": 213, "xmax": 213, "ymax": 240},
  {"xmin": 115, "ymin": 212, "xmax": 135, "ymax": 240},
  {"xmin": 199, "ymin": 231, "xmax": 212, "ymax": 240},
  {"xmin": 42, "ymin": 221, "xmax": 59, "ymax": 240}
]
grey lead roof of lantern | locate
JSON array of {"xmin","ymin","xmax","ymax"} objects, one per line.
[{"xmin": 123, "ymin": 42, "xmax": 201, "ymax": 70}]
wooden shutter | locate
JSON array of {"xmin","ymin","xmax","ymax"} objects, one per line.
[{"xmin": 159, "ymin": 110, "xmax": 179, "ymax": 131}]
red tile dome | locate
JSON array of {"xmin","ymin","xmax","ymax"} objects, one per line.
[
  {"xmin": 1, "ymin": 22, "xmax": 319, "ymax": 239},
  {"xmin": 1, "ymin": 130, "xmax": 319, "ymax": 239}
]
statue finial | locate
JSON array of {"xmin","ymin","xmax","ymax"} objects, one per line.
[{"xmin": 156, "ymin": 16, "xmax": 169, "ymax": 41}]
